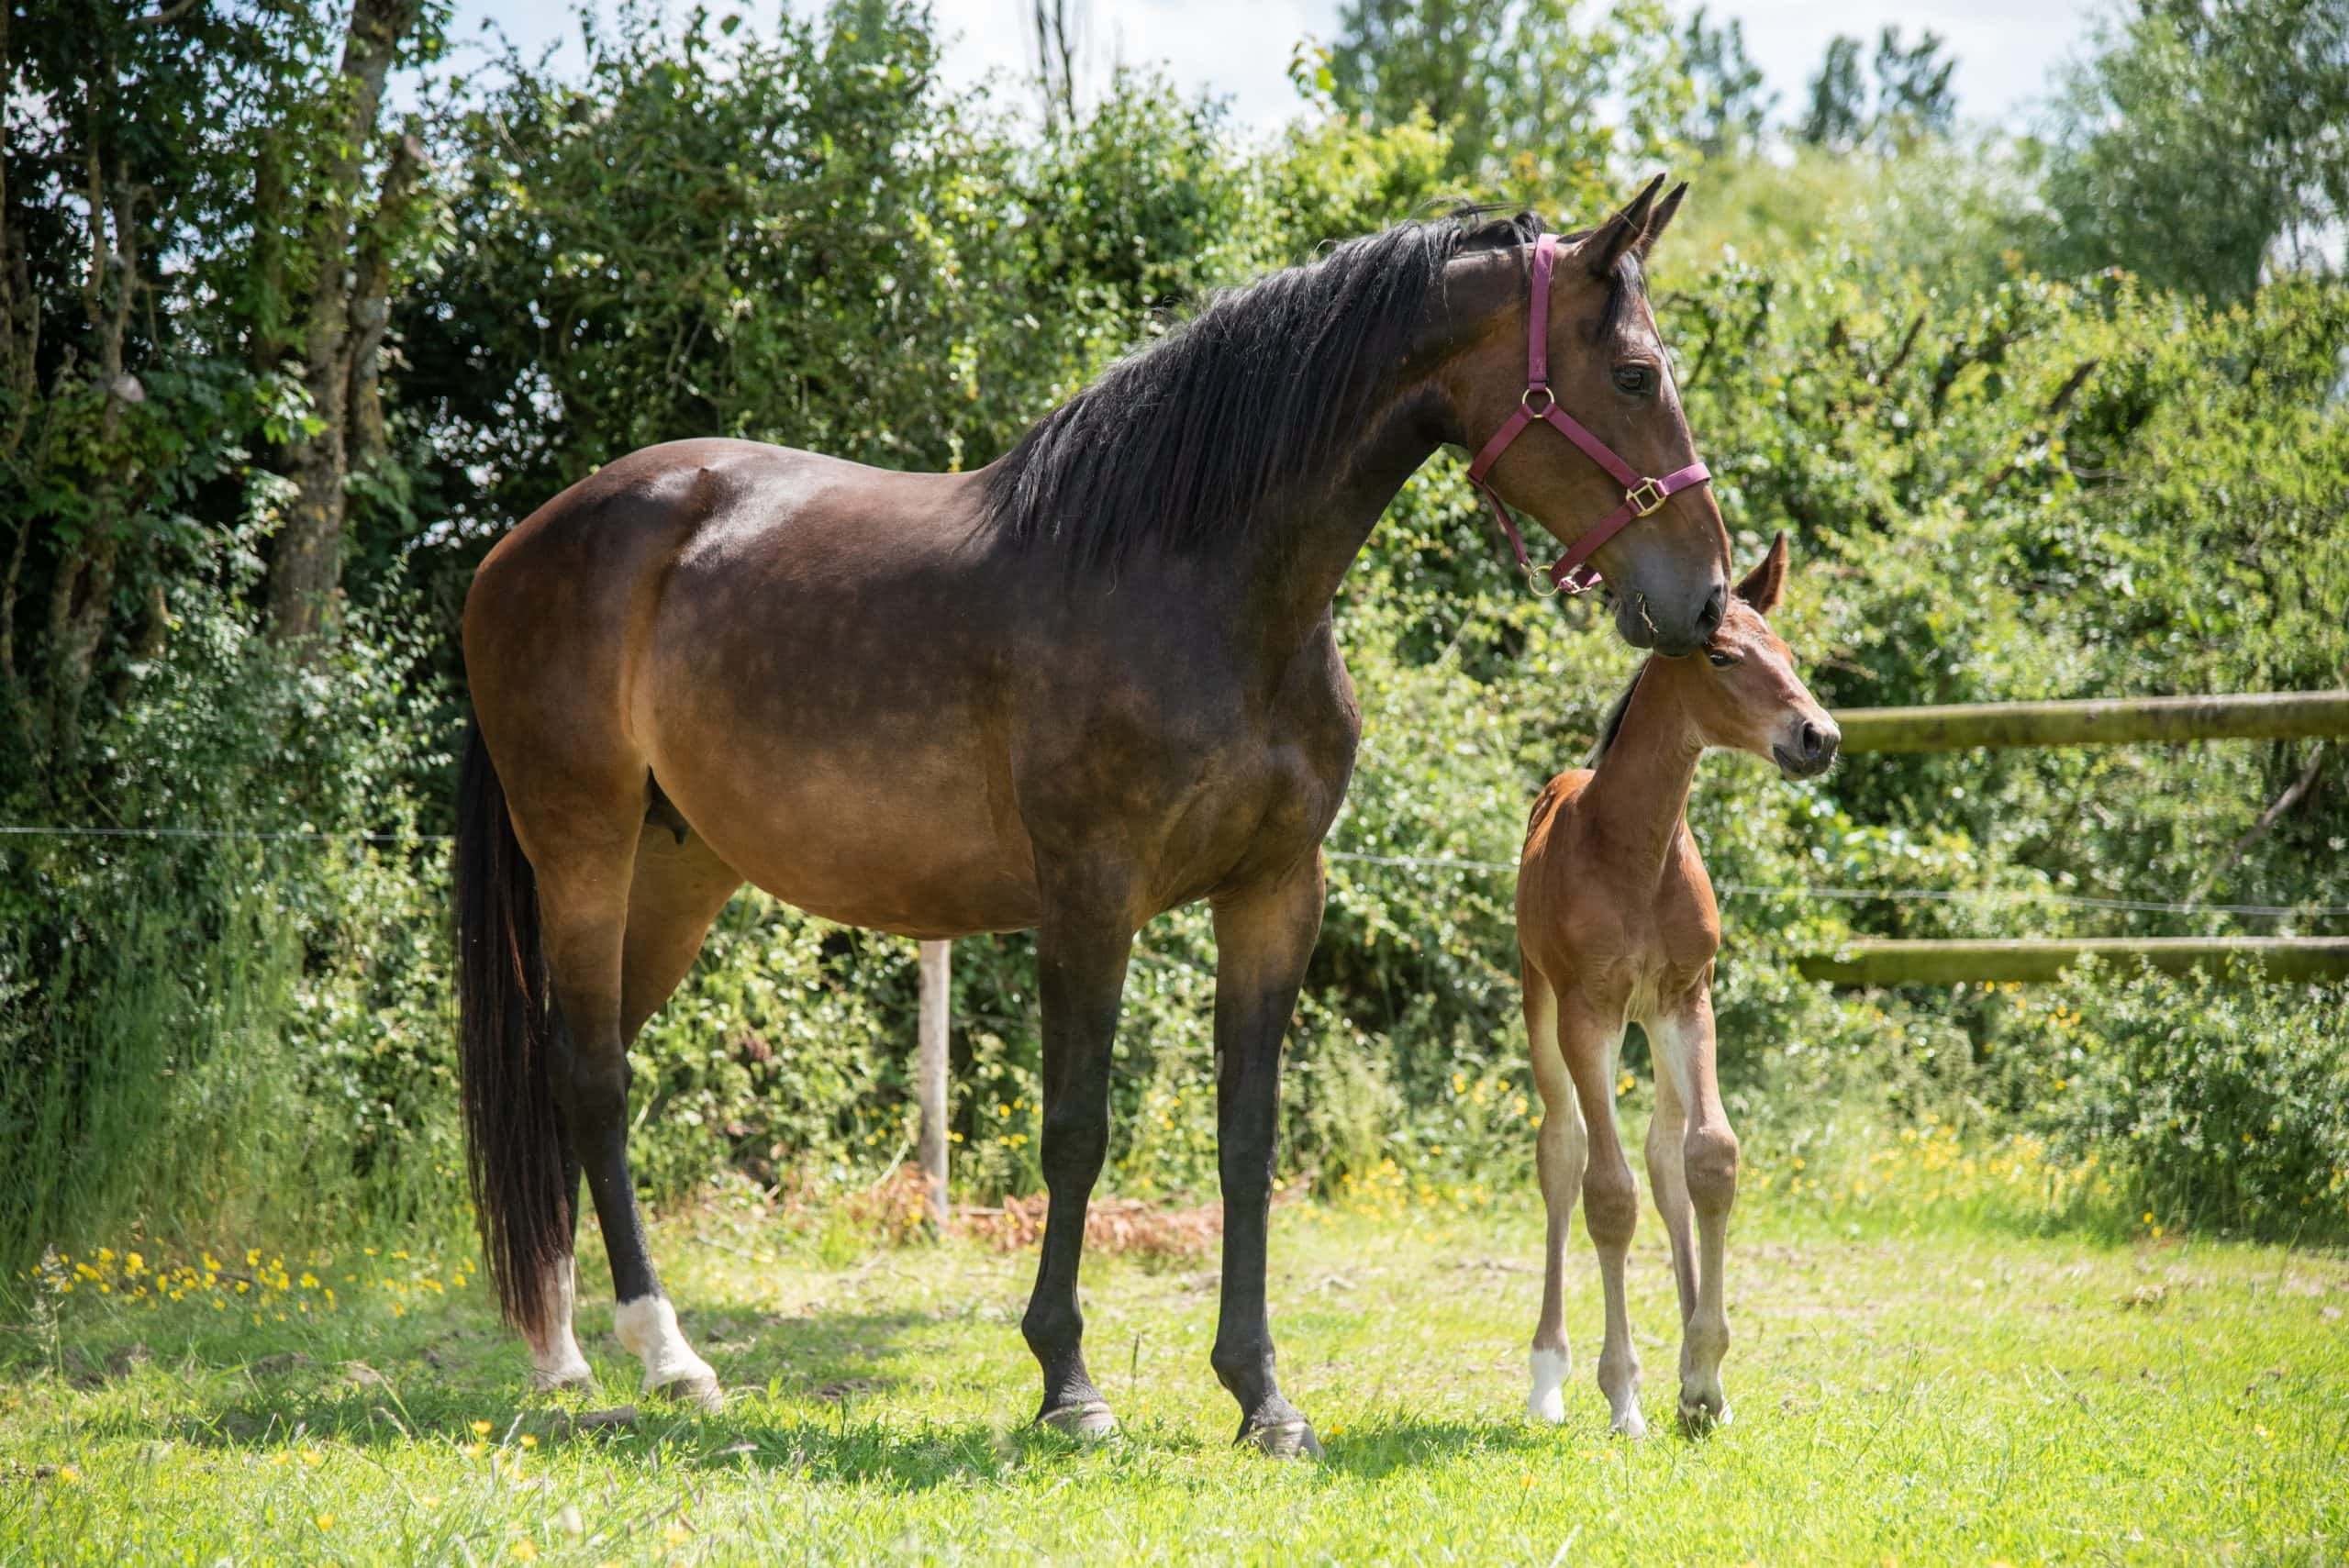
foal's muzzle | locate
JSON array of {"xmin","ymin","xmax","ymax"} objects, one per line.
[{"xmin": 1772, "ymin": 717, "xmax": 1841, "ymax": 779}]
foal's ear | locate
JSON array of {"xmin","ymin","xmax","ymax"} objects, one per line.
[
  {"xmin": 1634, "ymin": 182, "xmax": 1688, "ymax": 261},
  {"xmin": 1570, "ymin": 172, "xmax": 1668, "ymax": 279},
  {"xmin": 1734, "ymin": 531, "xmax": 1789, "ymax": 616}
]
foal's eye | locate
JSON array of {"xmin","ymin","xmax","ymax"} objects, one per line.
[
  {"xmin": 1612, "ymin": 364, "xmax": 1658, "ymax": 396},
  {"xmin": 1706, "ymin": 649, "xmax": 1740, "ymax": 669}
]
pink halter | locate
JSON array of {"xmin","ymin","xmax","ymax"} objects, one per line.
[{"xmin": 1465, "ymin": 232, "xmax": 1712, "ymax": 596}]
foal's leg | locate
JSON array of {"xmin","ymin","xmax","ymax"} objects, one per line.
[
  {"xmin": 1642, "ymin": 1025, "xmax": 1699, "ymax": 1338},
  {"xmin": 533, "ymin": 827, "xmax": 721, "ymax": 1409},
  {"xmin": 1021, "ymin": 873, "xmax": 1137, "ymax": 1439},
  {"xmin": 1563, "ymin": 999, "xmax": 1644, "ymax": 1437},
  {"xmin": 1209, "ymin": 860, "xmax": 1325, "ymax": 1457},
  {"xmin": 1653, "ymin": 986, "xmax": 1738, "ymax": 1429},
  {"xmin": 1523, "ymin": 955, "xmax": 1588, "ymax": 1424}
]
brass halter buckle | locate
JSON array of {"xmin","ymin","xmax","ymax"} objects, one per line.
[{"xmin": 1625, "ymin": 478, "xmax": 1668, "ymax": 517}]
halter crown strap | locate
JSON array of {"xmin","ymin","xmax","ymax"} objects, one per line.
[{"xmin": 1465, "ymin": 231, "xmax": 1711, "ymax": 596}]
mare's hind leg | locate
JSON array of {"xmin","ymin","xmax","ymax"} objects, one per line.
[
  {"xmin": 528, "ymin": 815, "xmax": 723, "ymax": 1410},
  {"xmin": 1523, "ymin": 955, "xmax": 1589, "ymax": 1424},
  {"xmin": 523, "ymin": 829, "xmax": 737, "ymax": 1393}
]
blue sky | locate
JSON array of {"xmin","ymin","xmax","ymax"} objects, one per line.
[{"xmin": 449, "ymin": 0, "xmax": 2102, "ymax": 134}]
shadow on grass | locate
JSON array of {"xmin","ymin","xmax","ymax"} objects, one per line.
[
  {"xmin": 45, "ymin": 1302, "xmax": 970, "ymax": 1448},
  {"xmin": 1317, "ymin": 1416, "xmax": 1577, "ymax": 1478}
]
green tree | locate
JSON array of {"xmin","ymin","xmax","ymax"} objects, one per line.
[
  {"xmin": 1870, "ymin": 26, "xmax": 1955, "ymax": 142},
  {"xmin": 1327, "ymin": 0, "xmax": 1690, "ymax": 190},
  {"xmin": 2040, "ymin": 0, "xmax": 2349, "ymax": 299},
  {"xmin": 1798, "ymin": 34, "xmax": 1866, "ymax": 150},
  {"xmin": 1678, "ymin": 5, "xmax": 1775, "ymax": 157}
]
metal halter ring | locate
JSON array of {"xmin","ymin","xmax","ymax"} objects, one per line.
[
  {"xmin": 1520, "ymin": 384, "xmax": 1555, "ymax": 417},
  {"xmin": 1523, "ymin": 561, "xmax": 1560, "ymax": 598}
]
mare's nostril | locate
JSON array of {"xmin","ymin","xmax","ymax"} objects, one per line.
[
  {"xmin": 1798, "ymin": 720, "xmax": 1826, "ymax": 761},
  {"xmin": 1697, "ymin": 584, "xmax": 1727, "ymax": 638}
]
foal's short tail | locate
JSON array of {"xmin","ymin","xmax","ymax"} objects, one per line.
[{"xmin": 455, "ymin": 717, "xmax": 570, "ymax": 1339}]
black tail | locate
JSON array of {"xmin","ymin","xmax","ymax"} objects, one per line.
[{"xmin": 455, "ymin": 717, "xmax": 570, "ymax": 1337}]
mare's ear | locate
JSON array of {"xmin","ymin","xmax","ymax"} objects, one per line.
[
  {"xmin": 1568, "ymin": 172, "xmax": 1667, "ymax": 280},
  {"xmin": 1633, "ymin": 182, "xmax": 1688, "ymax": 261},
  {"xmin": 1734, "ymin": 531, "xmax": 1789, "ymax": 617}
]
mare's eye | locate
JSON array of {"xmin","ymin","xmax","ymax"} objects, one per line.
[
  {"xmin": 1613, "ymin": 364, "xmax": 1658, "ymax": 396},
  {"xmin": 1706, "ymin": 648, "xmax": 1739, "ymax": 668}
]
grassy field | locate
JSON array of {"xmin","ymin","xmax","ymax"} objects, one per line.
[{"xmin": 4, "ymin": 1184, "xmax": 2345, "ymax": 1565}]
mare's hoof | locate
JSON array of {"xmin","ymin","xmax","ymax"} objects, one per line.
[
  {"xmin": 1677, "ymin": 1396, "xmax": 1731, "ymax": 1435},
  {"xmin": 649, "ymin": 1371, "xmax": 725, "ymax": 1413},
  {"xmin": 1609, "ymin": 1408, "xmax": 1650, "ymax": 1441},
  {"xmin": 1037, "ymin": 1399, "xmax": 1119, "ymax": 1441},
  {"xmin": 1237, "ymin": 1415, "xmax": 1322, "ymax": 1460}
]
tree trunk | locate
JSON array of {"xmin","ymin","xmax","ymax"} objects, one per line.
[
  {"xmin": 346, "ymin": 132, "xmax": 425, "ymax": 475},
  {"xmin": 43, "ymin": 155, "xmax": 140, "ymax": 774},
  {"xmin": 266, "ymin": 0, "xmax": 420, "ymax": 648}
]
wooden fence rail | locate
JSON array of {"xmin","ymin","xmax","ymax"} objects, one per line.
[{"xmin": 1831, "ymin": 690, "xmax": 2349, "ymax": 753}]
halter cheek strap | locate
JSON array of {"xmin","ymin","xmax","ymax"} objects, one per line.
[{"xmin": 1464, "ymin": 231, "xmax": 1712, "ymax": 597}]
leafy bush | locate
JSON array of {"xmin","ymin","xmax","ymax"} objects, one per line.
[
  {"xmin": 1985, "ymin": 967, "xmax": 2349, "ymax": 1240},
  {"xmin": 7, "ymin": 0, "xmax": 2347, "ymax": 1277}
]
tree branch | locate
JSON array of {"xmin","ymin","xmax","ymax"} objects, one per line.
[{"xmin": 2188, "ymin": 742, "xmax": 2328, "ymax": 909}]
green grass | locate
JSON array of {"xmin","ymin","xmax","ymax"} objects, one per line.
[{"xmin": 4, "ymin": 1193, "xmax": 2345, "ymax": 1564}]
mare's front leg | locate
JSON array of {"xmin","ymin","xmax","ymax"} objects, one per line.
[
  {"xmin": 1021, "ymin": 872, "xmax": 1138, "ymax": 1439},
  {"xmin": 1208, "ymin": 859, "xmax": 1327, "ymax": 1458},
  {"xmin": 1651, "ymin": 986, "xmax": 1738, "ymax": 1429}
]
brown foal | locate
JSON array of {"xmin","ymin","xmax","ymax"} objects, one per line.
[{"xmin": 1515, "ymin": 533, "xmax": 1836, "ymax": 1437}]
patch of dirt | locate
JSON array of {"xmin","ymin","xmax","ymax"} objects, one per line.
[{"xmin": 958, "ymin": 1194, "xmax": 1224, "ymax": 1261}]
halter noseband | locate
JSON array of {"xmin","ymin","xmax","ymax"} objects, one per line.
[{"xmin": 1464, "ymin": 231, "xmax": 1712, "ymax": 597}]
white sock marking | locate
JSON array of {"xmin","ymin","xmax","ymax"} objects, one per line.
[
  {"xmin": 526, "ymin": 1256, "xmax": 593, "ymax": 1389},
  {"xmin": 1528, "ymin": 1346, "xmax": 1570, "ymax": 1424},
  {"xmin": 613, "ymin": 1295, "xmax": 716, "ymax": 1393}
]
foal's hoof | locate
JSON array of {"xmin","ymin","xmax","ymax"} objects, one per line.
[
  {"xmin": 649, "ymin": 1371, "xmax": 725, "ymax": 1413},
  {"xmin": 1236, "ymin": 1415, "xmax": 1322, "ymax": 1460},
  {"xmin": 1037, "ymin": 1399, "xmax": 1119, "ymax": 1441},
  {"xmin": 1677, "ymin": 1396, "xmax": 1731, "ymax": 1435}
]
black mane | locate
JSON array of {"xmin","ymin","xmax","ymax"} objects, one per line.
[{"xmin": 983, "ymin": 209, "xmax": 1648, "ymax": 571}]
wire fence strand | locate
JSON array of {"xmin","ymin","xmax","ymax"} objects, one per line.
[{"xmin": 5, "ymin": 824, "xmax": 2343, "ymax": 918}]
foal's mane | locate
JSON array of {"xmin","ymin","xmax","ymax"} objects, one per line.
[
  {"xmin": 1587, "ymin": 663, "xmax": 1645, "ymax": 768},
  {"xmin": 983, "ymin": 209, "xmax": 1647, "ymax": 571}
]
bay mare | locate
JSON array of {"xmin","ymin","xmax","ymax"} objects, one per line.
[{"xmin": 456, "ymin": 177, "xmax": 1733, "ymax": 1456}]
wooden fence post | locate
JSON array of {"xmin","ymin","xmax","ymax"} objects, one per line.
[{"xmin": 917, "ymin": 940, "xmax": 951, "ymax": 1231}]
